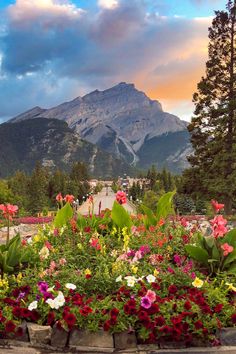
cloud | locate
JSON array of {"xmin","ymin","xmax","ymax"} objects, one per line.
[
  {"xmin": 0, "ymin": 0, "xmax": 213, "ymax": 120},
  {"xmin": 98, "ymin": 0, "xmax": 119, "ymax": 9}
]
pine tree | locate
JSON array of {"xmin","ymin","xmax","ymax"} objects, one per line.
[{"xmin": 187, "ymin": 0, "xmax": 236, "ymax": 214}]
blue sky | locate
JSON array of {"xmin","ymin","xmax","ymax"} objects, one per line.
[{"xmin": 0, "ymin": 0, "xmax": 228, "ymax": 122}]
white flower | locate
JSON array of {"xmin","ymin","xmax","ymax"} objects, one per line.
[
  {"xmin": 124, "ymin": 276, "xmax": 136, "ymax": 287},
  {"xmin": 46, "ymin": 298, "xmax": 56, "ymax": 309},
  {"xmin": 48, "ymin": 286, "xmax": 55, "ymax": 292},
  {"xmin": 46, "ymin": 291, "xmax": 65, "ymax": 310},
  {"xmin": 28, "ymin": 300, "xmax": 38, "ymax": 311},
  {"xmin": 146, "ymin": 274, "xmax": 156, "ymax": 283},
  {"xmin": 39, "ymin": 246, "xmax": 49, "ymax": 259},
  {"xmin": 65, "ymin": 283, "xmax": 76, "ymax": 290},
  {"xmin": 115, "ymin": 275, "xmax": 122, "ymax": 282}
]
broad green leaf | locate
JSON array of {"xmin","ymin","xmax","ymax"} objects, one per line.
[
  {"xmin": 227, "ymin": 263, "xmax": 236, "ymax": 274},
  {"xmin": 223, "ymin": 229, "xmax": 236, "ymax": 246},
  {"xmin": 77, "ymin": 213, "xmax": 87, "ymax": 230},
  {"xmin": 223, "ymin": 250, "xmax": 236, "ymax": 268},
  {"xmin": 185, "ymin": 245, "xmax": 209, "ymax": 265},
  {"xmin": 156, "ymin": 191, "xmax": 176, "ymax": 222},
  {"xmin": 54, "ymin": 202, "xmax": 73, "ymax": 228},
  {"xmin": 7, "ymin": 235, "xmax": 21, "ymax": 267},
  {"xmin": 111, "ymin": 201, "xmax": 132, "ymax": 230},
  {"xmin": 141, "ymin": 205, "xmax": 157, "ymax": 228},
  {"xmin": 2, "ymin": 252, "xmax": 13, "ymax": 273},
  {"xmin": 204, "ymin": 236, "xmax": 215, "ymax": 249},
  {"xmin": 212, "ymin": 244, "xmax": 220, "ymax": 260}
]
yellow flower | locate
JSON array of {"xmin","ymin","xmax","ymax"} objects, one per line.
[
  {"xmin": 16, "ymin": 272, "xmax": 23, "ymax": 283},
  {"xmin": 154, "ymin": 269, "xmax": 159, "ymax": 277},
  {"xmin": 111, "ymin": 227, "xmax": 117, "ymax": 236},
  {"xmin": 77, "ymin": 243, "xmax": 83, "ymax": 250},
  {"xmin": 84, "ymin": 268, "xmax": 91, "ymax": 276},
  {"xmin": 167, "ymin": 246, "xmax": 172, "ymax": 252},
  {"xmin": 226, "ymin": 283, "xmax": 236, "ymax": 292},
  {"xmin": 0, "ymin": 276, "xmax": 9, "ymax": 290},
  {"xmin": 131, "ymin": 265, "xmax": 138, "ymax": 274},
  {"xmin": 192, "ymin": 277, "xmax": 204, "ymax": 288}
]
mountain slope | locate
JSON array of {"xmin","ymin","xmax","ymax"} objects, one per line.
[
  {"xmin": 10, "ymin": 82, "xmax": 190, "ymax": 172},
  {"xmin": 0, "ymin": 118, "xmax": 136, "ymax": 178}
]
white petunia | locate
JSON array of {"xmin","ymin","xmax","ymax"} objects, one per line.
[
  {"xmin": 115, "ymin": 275, "xmax": 122, "ymax": 282},
  {"xmin": 65, "ymin": 283, "xmax": 76, "ymax": 290},
  {"xmin": 46, "ymin": 298, "xmax": 56, "ymax": 309},
  {"xmin": 124, "ymin": 276, "xmax": 137, "ymax": 287},
  {"xmin": 146, "ymin": 274, "xmax": 156, "ymax": 283},
  {"xmin": 39, "ymin": 246, "xmax": 49, "ymax": 259},
  {"xmin": 28, "ymin": 300, "xmax": 38, "ymax": 311}
]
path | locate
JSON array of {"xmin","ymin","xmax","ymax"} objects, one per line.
[{"xmin": 77, "ymin": 187, "xmax": 136, "ymax": 215}]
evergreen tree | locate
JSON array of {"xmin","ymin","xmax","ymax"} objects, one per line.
[
  {"xmin": 187, "ymin": 0, "xmax": 236, "ymax": 214},
  {"xmin": 27, "ymin": 163, "xmax": 49, "ymax": 213}
]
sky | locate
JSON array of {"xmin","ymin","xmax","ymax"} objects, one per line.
[{"xmin": 0, "ymin": 0, "xmax": 227, "ymax": 123}]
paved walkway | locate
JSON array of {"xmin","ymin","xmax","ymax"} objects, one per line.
[{"xmin": 78, "ymin": 188, "xmax": 136, "ymax": 215}]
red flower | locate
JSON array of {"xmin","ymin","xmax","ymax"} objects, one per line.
[
  {"xmin": 168, "ymin": 285, "xmax": 178, "ymax": 294},
  {"xmin": 5, "ymin": 320, "xmax": 16, "ymax": 333},
  {"xmin": 184, "ymin": 301, "xmax": 192, "ymax": 310},
  {"xmin": 47, "ymin": 312, "xmax": 55, "ymax": 325},
  {"xmin": 231, "ymin": 314, "xmax": 236, "ymax": 324},
  {"xmin": 147, "ymin": 303, "xmax": 160, "ymax": 315},
  {"xmin": 84, "ymin": 226, "xmax": 91, "ymax": 233},
  {"xmin": 20, "ymin": 308, "xmax": 31, "ymax": 318},
  {"xmin": 56, "ymin": 193, "xmax": 63, "ymax": 203},
  {"xmin": 194, "ymin": 320, "xmax": 203, "ymax": 329},
  {"xmin": 79, "ymin": 306, "xmax": 92, "ymax": 316},
  {"xmin": 211, "ymin": 200, "xmax": 224, "ymax": 213},
  {"xmin": 110, "ymin": 308, "xmax": 119, "ymax": 318},
  {"xmin": 55, "ymin": 281, "xmax": 61, "ymax": 290},
  {"xmin": 151, "ymin": 283, "xmax": 161, "ymax": 290},
  {"xmin": 155, "ymin": 316, "xmax": 165, "ymax": 326},
  {"xmin": 214, "ymin": 304, "xmax": 223, "ymax": 313},
  {"xmin": 63, "ymin": 312, "xmax": 76, "ymax": 328},
  {"xmin": 103, "ymin": 320, "xmax": 111, "ymax": 331},
  {"xmin": 116, "ymin": 191, "xmax": 127, "ymax": 204},
  {"xmin": 12, "ymin": 306, "xmax": 22, "ymax": 318},
  {"xmin": 30, "ymin": 310, "xmax": 40, "ymax": 322},
  {"xmin": 64, "ymin": 194, "xmax": 74, "ymax": 204}
]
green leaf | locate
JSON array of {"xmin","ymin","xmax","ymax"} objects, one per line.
[
  {"xmin": 77, "ymin": 213, "xmax": 87, "ymax": 230},
  {"xmin": 141, "ymin": 205, "xmax": 157, "ymax": 228},
  {"xmin": 226, "ymin": 263, "xmax": 236, "ymax": 274},
  {"xmin": 54, "ymin": 202, "xmax": 73, "ymax": 228},
  {"xmin": 185, "ymin": 245, "xmax": 209, "ymax": 265},
  {"xmin": 111, "ymin": 201, "xmax": 132, "ymax": 230},
  {"xmin": 212, "ymin": 244, "xmax": 220, "ymax": 260},
  {"xmin": 223, "ymin": 229, "xmax": 236, "ymax": 246},
  {"xmin": 223, "ymin": 250, "xmax": 236, "ymax": 268},
  {"xmin": 156, "ymin": 191, "xmax": 176, "ymax": 221},
  {"xmin": 7, "ymin": 235, "xmax": 21, "ymax": 267}
]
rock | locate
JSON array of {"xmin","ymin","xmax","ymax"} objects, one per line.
[
  {"xmin": 219, "ymin": 328, "xmax": 236, "ymax": 345},
  {"xmin": 159, "ymin": 340, "xmax": 186, "ymax": 349},
  {"xmin": 114, "ymin": 331, "xmax": 137, "ymax": 349},
  {"xmin": 51, "ymin": 324, "xmax": 69, "ymax": 348},
  {"xmin": 69, "ymin": 329, "xmax": 114, "ymax": 348},
  {"xmin": 27, "ymin": 323, "xmax": 52, "ymax": 345}
]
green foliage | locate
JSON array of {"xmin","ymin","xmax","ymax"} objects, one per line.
[
  {"xmin": 0, "ymin": 234, "xmax": 31, "ymax": 276},
  {"xmin": 111, "ymin": 201, "xmax": 132, "ymax": 230},
  {"xmin": 156, "ymin": 191, "xmax": 176, "ymax": 221},
  {"xmin": 54, "ymin": 202, "xmax": 73, "ymax": 228},
  {"xmin": 141, "ymin": 205, "xmax": 157, "ymax": 229}
]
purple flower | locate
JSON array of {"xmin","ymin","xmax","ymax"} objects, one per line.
[
  {"xmin": 127, "ymin": 250, "xmax": 136, "ymax": 257},
  {"xmin": 17, "ymin": 292, "xmax": 25, "ymax": 301},
  {"xmin": 38, "ymin": 281, "xmax": 49, "ymax": 294},
  {"xmin": 141, "ymin": 296, "xmax": 152, "ymax": 309}
]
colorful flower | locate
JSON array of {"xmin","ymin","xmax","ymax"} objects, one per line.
[
  {"xmin": 192, "ymin": 277, "xmax": 204, "ymax": 288},
  {"xmin": 211, "ymin": 200, "xmax": 224, "ymax": 213},
  {"xmin": 116, "ymin": 191, "xmax": 127, "ymax": 204},
  {"xmin": 65, "ymin": 283, "xmax": 76, "ymax": 290},
  {"xmin": 146, "ymin": 274, "xmax": 156, "ymax": 283},
  {"xmin": 221, "ymin": 243, "xmax": 234, "ymax": 257},
  {"xmin": 28, "ymin": 301, "xmax": 38, "ymax": 311},
  {"xmin": 141, "ymin": 296, "xmax": 152, "ymax": 309}
]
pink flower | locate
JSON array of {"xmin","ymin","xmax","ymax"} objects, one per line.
[
  {"xmin": 45, "ymin": 241, "xmax": 52, "ymax": 250},
  {"xmin": 146, "ymin": 290, "xmax": 156, "ymax": 303},
  {"xmin": 56, "ymin": 193, "xmax": 63, "ymax": 203},
  {"xmin": 59, "ymin": 258, "xmax": 67, "ymax": 266},
  {"xmin": 141, "ymin": 296, "xmax": 152, "ymax": 309},
  {"xmin": 64, "ymin": 194, "xmax": 74, "ymax": 204},
  {"xmin": 0, "ymin": 204, "xmax": 18, "ymax": 220},
  {"xmin": 173, "ymin": 254, "xmax": 183, "ymax": 266},
  {"xmin": 211, "ymin": 200, "xmax": 224, "ymax": 213},
  {"xmin": 89, "ymin": 238, "xmax": 101, "ymax": 251},
  {"xmin": 210, "ymin": 215, "xmax": 228, "ymax": 238},
  {"xmin": 221, "ymin": 243, "xmax": 234, "ymax": 257},
  {"xmin": 116, "ymin": 191, "xmax": 127, "ymax": 205},
  {"xmin": 88, "ymin": 196, "xmax": 94, "ymax": 203}
]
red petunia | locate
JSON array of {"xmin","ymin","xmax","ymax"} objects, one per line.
[
  {"xmin": 155, "ymin": 316, "xmax": 165, "ymax": 326},
  {"xmin": 214, "ymin": 304, "xmax": 223, "ymax": 313},
  {"xmin": 110, "ymin": 308, "xmax": 119, "ymax": 318},
  {"xmin": 47, "ymin": 312, "xmax": 55, "ymax": 325},
  {"xmin": 63, "ymin": 312, "xmax": 76, "ymax": 328},
  {"xmin": 5, "ymin": 320, "xmax": 16, "ymax": 333},
  {"xmin": 194, "ymin": 320, "xmax": 203, "ymax": 329},
  {"xmin": 184, "ymin": 301, "xmax": 192, "ymax": 310},
  {"xmin": 12, "ymin": 306, "xmax": 22, "ymax": 318},
  {"xmin": 231, "ymin": 314, "xmax": 236, "ymax": 324},
  {"xmin": 103, "ymin": 320, "xmax": 111, "ymax": 331},
  {"xmin": 168, "ymin": 285, "xmax": 178, "ymax": 294}
]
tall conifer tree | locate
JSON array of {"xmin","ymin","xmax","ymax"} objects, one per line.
[{"xmin": 188, "ymin": 0, "xmax": 236, "ymax": 214}]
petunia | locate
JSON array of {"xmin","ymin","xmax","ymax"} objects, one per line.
[
  {"xmin": 28, "ymin": 301, "xmax": 38, "ymax": 311},
  {"xmin": 141, "ymin": 296, "xmax": 152, "ymax": 309},
  {"xmin": 65, "ymin": 283, "xmax": 76, "ymax": 290},
  {"xmin": 192, "ymin": 277, "xmax": 204, "ymax": 288},
  {"xmin": 146, "ymin": 274, "xmax": 156, "ymax": 283}
]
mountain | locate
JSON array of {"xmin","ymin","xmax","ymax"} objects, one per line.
[
  {"xmin": 0, "ymin": 118, "xmax": 136, "ymax": 178},
  {"xmin": 10, "ymin": 82, "xmax": 191, "ymax": 172}
]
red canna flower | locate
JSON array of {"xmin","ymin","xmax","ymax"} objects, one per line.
[{"xmin": 211, "ymin": 200, "xmax": 224, "ymax": 213}]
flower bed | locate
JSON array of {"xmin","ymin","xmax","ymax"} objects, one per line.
[{"xmin": 0, "ymin": 194, "xmax": 235, "ymax": 349}]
